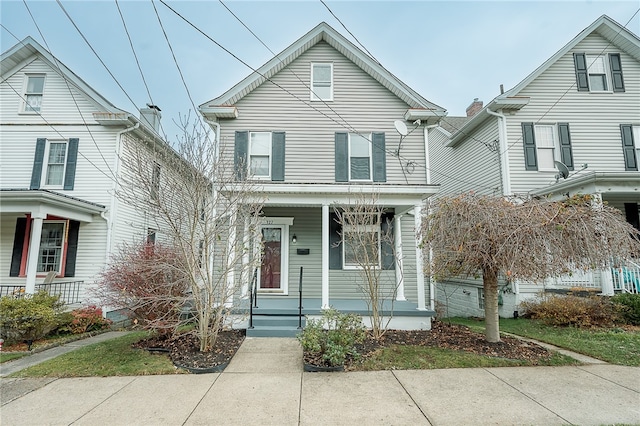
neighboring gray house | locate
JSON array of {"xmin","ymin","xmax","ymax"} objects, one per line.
[
  {"xmin": 428, "ymin": 15, "xmax": 640, "ymax": 318},
  {"xmin": 0, "ymin": 37, "xmax": 176, "ymax": 305},
  {"xmin": 199, "ymin": 22, "xmax": 446, "ymax": 333}
]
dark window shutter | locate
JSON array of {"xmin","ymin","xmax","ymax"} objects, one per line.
[
  {"xmin": 30, "ymin": 138, "xmax": 46, "ymax": 189},
  {"xmin": 574, "ymin": 53, "xmax": 590, "ymax": 91},
  {"xmin": 329, "ymin": 212, "xmax": 342, "ymax": 270},
  {"xmin": 521, "ymin": 123, "xmax": 538, "ymax": 170},
  {"xmin": 609, "ymin": 53, "xmax": 625, "ymax": 92},
  {"xmin": 620, "ymin": 124, "xmax": 637, "ymax": 171},
  {"xmin": 624, "ymin": 203, "xmax": 640, "ymax": 231},
  {"xmin": 271, "ymin": 132, "xmax": 285, "ymax": 182},
  {"xmin": 64, "ymin": 220, "xmax": 80, "ymax": 277},
  {"xmin": 380, "ymin": 212, "xmax": 395, "ymax": 270},
  {"xmin": 372, "ymin": 132, "xmax": 387, "ymax": 182},
  {"xmin": 10, "ymin": 218, "xmax": 27, "ymax": 277},
  {"xmin": 557, "ymin": 123, "xmax": 574, "ymax": 170},
  {"xmin": 335, "ymin": 133, "xmax": 348, "ymax": 182},
  {"xmin": 63, "ymin": 138, "xmax": 79, "ymax": 190},
  {"xmin": 234, "ymin": 131, "xmax": 248, "ymax": 180}
]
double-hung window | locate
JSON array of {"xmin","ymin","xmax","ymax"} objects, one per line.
[
  {"xmin": 574, "ymin": 53, "xmax": 625, "ymax": 92},
  {"xmin": 151, "ymin": 162, "xmax": 161, "ymax": 201},
  {"xmin": 31, "ymin": 138, "xmax": 79, "ymax": 190},
  {"xmin": 522, "ymin": 123, "xmax": 574, "ymax": 172},
  {"xmin": 586, "ymin": 55, "xmax": 608, "ymax": 91},
  {"xmin": 249, "ymin": 132, "xmax": 272, "ymax": 179},
  {"xmin": 349, "ymin": 133, "xmax": 372, "ymax": 181},
  {"xmin": 43, "ymin": 141, "xmax": 68, "ymax": 187},
  {"xmin": 620, "ymin": 124, "xmax": 640, "ymax": 171},
  {"xmin": 37, "ymin": 221, "xmax": 65, "ymax": 273},
  {"xmin": 23, "ymin": 75, "xmax": 45, "ymax": 113},
  {"xmin": 342, "ymin": 213, "xmax": 380, "ymax": 268},
  {"xmin": 311, "ymin": 63, "xmax": 333, "ymax": 101},
  {"xmin": 533, "ymin": 125, "xmax": 556, "ymax": 170}
]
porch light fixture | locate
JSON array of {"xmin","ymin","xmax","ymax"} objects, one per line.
[{"xmin": 292, "ymin": 234, "xmax": 297, "ymax": 244}]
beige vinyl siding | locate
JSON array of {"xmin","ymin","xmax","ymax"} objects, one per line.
[
  {"xmin": 507, "ymin": 33, "xmax": 640, "ymax": 194},
  {"xmin": 218, "ymin": 41, "xmax": 427, "ymax": 185},
  {"xmin": 0, "ymin": 58, "xmax": 102, "ymax": 124},
  {"xmin": 429, "ymin": 120, "xmax": 502, "ymax": 196}
]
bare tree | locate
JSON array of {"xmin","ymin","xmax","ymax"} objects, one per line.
[
  {"xmin": 334, "ymin": 193, "xmax": 399, "ymax": 339},
  {"xmin": 423, "ymin": 193, "xmax": 640, "ymax": 342},
  {"xmin": 108, "ymin": 115, "xmax": 264, "ymax": 351}
]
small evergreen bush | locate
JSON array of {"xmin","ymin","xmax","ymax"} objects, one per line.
[
  {"xmin": 520, "ymin": 294, "xmax": 622, "ymax": 327},
  {"xmin": 298, "ymin": 308, "xmax": 366, "ymax": 367},
  {"xmin": 611, "ymin": 293, "xmax": 640, "ymax": 325},
  {"xmin": 0, "ymin": 291, "xmax": 64, "ymax": 345}
]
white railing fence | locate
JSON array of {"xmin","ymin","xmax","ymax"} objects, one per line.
[{"xmin": 611, "ymin": 260, "xmax": 640, "ymax": 294}]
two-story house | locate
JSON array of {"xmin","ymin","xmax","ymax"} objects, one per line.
[
  {"xmin": 199, "ymin": 22, "xmax": 445, "ymax": 334},
  {"xmin": 428, "ymin": 15, "xmax": 640, "ymax": 318},
  {"xmin": 0, "ymin": 37, "xmax": 178, "ymax": 306}
]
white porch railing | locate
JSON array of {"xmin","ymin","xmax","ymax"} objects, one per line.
[
  {"xmin": 611, "ymin": 261, "xmax": 640, "ymax": 294},
  {"xmin": 550, "ymin": 270, "xmax": 599, "ymax": 288}
]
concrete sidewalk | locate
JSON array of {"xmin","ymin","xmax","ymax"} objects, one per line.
[{"xmin": 1, "ymin": 337, "xmax": 639, "ymax": 425}]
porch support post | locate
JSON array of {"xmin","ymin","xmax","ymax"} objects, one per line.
[
  {"xmin": 241, "ymin": 217, "xmax": 250, "ymax": 298},
  {"xmin": 321, "ymin": 204, "xmax": 330, "ymax": 309},
  {"xmin": 394, "ymin": 214, "xmax": 405, "ymax": 301},
  {"xmin": 225, "ymin": 208, "xmax": 237, "ymax": 306},
  {"xmin": 592, "ymin": 193, "xmax": 615, "ymax": 296},
  {"xmin": 414, "ymin": 204, "xmax": 427, "ymax": 310},
  {"xmin": 25, "ymin": 213, "xmax": 45, "ymax": 295}
]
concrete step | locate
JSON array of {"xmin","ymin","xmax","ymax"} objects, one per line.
[
  {"xmin": 246, "ymin": 325, "xmax": 303, "ymax": 338},
  {"xmin": 251, "ymin": 315, "xmax": 305, "ymax": 328}
]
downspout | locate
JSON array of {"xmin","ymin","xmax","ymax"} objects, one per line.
[
  {"xmin": 485, "ymin": 108, "xmax": 519, "ymax": 300},
  {"xmin": 424, "ymin": 124, "xmax": 438, "ymax": 311},
  {"xmin": 105, "ymin": 121, "xmax": 139, "ymax": 263}
]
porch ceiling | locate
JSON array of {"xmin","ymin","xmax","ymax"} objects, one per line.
[
  {"xmin": 0, "ymin": 189, "xmax": 105, "ymax": 222},
  {"xmin": 530, "ymin": 171, "xmax": 640, "ymax": 202}
]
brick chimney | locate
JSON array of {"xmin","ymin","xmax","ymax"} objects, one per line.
[
  {"xmin": 466, "ymin": 98, "xmax": 483, "ymax": 117},
  {"xmin": 140, "ymin": 104, "xmax": 162, "ymax": 133}
]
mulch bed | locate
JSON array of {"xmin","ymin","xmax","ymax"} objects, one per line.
[{"xmin": 132, "ymin": 329, "xmax": 245, "ymax": 370}]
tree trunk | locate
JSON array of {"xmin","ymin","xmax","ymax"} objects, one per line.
[{"xmin": 483, "ymin": 266, "xmax": 500, "ymax": 342}]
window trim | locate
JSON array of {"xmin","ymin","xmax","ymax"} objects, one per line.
[
  {"xmin": 348, "ymin": 132, "xmax": 373, "ymax": 182},
  {"xmin": 585, "ymin": 54, "xmax": 610, "ymax": 92},
  {"xmin": 41, "ymin": 140, "xmax": 68, "ymax": 189},
  {"xmin": 533, "ymin": 124, "xmax": 559, "ymax": 172},
  {"xmin": 341, "ymin": 213, "xmax": 381, "ymax": 269},
  {"xmin": 21, "ymin": 74, "xmax": 46, "ymax": 114},
  {"xmin": 248, "ymin": 131, "xmax": 272, "ymax": 180},
  {"xmin": 310, "ymin": 63, "xmax": 333, "ymax": 101}
]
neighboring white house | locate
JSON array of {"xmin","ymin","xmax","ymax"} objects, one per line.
[
  {"xmin": 427, "ymin": 15, "xmax": 640, "ymax": 318},
  {"xmin": 0, "ymin": 37, "xmax": 177, "ymax": 305},
  {"xmin": 199, "ymin": 22, "xmax": 446, "ymax": 333}
]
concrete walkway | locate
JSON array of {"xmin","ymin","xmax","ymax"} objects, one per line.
[{"xmin": 1, "ymin": 336, "xmax": 639, "ymax": 425}]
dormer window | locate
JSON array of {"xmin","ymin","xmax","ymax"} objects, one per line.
[
  {"xmin": 311, "ymin": 63, "xmax": 333, "ymax": 101},
  {"xmin": 23, "ymin": 75, "xmax": 45, "ymax": 113}
]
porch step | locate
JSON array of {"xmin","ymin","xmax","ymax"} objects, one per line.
[{"xmin": 247, "ymin": 315, "xmax": 305, "ymax": 338}]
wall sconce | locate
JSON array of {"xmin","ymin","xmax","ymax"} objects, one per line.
[{"xmin": 291, "ymin": 234, "xmax": 297, "ymax": 244}]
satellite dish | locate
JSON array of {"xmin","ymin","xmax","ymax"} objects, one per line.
[
  {"xmin": 554, "ymin": 161, "xmax": 569, "ymax": 180},
  {"xmin": 394, "ymin": 120, "xmax": 408, "ymax": 136}
]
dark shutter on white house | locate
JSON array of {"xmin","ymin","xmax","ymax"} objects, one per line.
[
  {"xmin": 625, "ymin": 203, "xmax": 640, "ymax": 231},
  {"xmin": 380, "ymin": 212, "xmax": 395, "ymax": 270},
  {"xmin": 620, "ymin": 124, "xmax": 637, "ymax": 171},
  {"xmin": 30, "ymin": 138, "xmax": 46, "ymax": 189},
  {"xmin": 63, "ymin": 138, "xmax": 79, "ymax": 190},
  {"xmin": 372, "ymin": 132, "xmax": 386, "ymax": 182},
  {"xmin": 10, "ymin": 218, "xmax": 27, "ymax": 277},
  {"xmin": 335, "ymin": 132, "xmax": 348, "ymax": 182},
  {"xmin": 573, "ymin": 53, "xmax": 590, "ymax": 91},
  {"xmin": 234, "ymin": 131, "xmax": 248, "ymax": 180},
  {"xmin": 521, "ymin": 123, "xmax": 538, "ymax": 170},
  {"xmin": 64, "ymin": 220, "xmax": 80, "ymax": 277},
  {"xmin": 557, "ymin": 123, "xmax": 574, "ymax": 170},
  {"xmin": 329, "ymin": 212, "xmax": 342, "ymax": 269},
  {"xmin": 609, "ymin": 53, "xmax": 625, "ymax": 92},
  {"xmin": 271, "ymin": 132, "xmax": 285, "ymax": 182}
]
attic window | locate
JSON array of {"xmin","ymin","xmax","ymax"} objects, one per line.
[
  {"xmin": 311, "ymin": 63, "xmax": 333, "ymax": 101},
  {"xmin": 23, "ymin": 75, "xmax": 45, "ymax": 113}
]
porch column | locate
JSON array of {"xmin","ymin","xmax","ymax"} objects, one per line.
[
  {"xmin": 394, "ymin": 214, "xmax": 405, "ymax": 301},
  {"xmin": 225, "ymin": 209, "xmax": 237, "ymax": 306},
  {"xmin": 414, "ymin": 205, "xmax": 427, "ymax": 310},
  {"xmin": 25, "ymin": 213, "xmax": 45, "ymax": 295},
  {"xmin": 592, "ymin": 193, "xmax": 615, "ymax": 296},
  {"xmin": 240, "ymin": 217, "xmax": 250, "ymax": 298},
  {"xmin": 321, "ymin": 204, "xmax": 330, "ymax": 309}
]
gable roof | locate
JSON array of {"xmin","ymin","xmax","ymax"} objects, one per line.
[
  {"xmin": 199, "ymin": 22, "xmax": 446, "ymax": 121},
  {"xmin": 448, "ymin": 15, "xmax": 640, "ymax": 146}
]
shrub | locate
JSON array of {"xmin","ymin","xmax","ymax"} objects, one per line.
[
  {"xmin": 0, "ymin": 291, "xmax": 64, "ymax": 346},
  {"xmin": 298, "ymin": 308, "xmax": 366, "ymax": 367},
  {"xmin": 63, "ymin": 306, "xmax": 112, "ymax": 334},
  {"xmin": 520, "ymin": 294, "xmax": 622, "ymax": 327},
  {"xmin": 611, "ymin": 293, "xmax": 640, "ymax": 325}
]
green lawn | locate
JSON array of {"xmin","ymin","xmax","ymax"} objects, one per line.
[
  {"xmin": 9, "ymin": 332, "xmax": 179, "ymax": 378},
  {"xmin": 0, "ymin": 352, "xmax": 28, "ymax": 363},
  {"xmin": 448, "ymin": 317, "xmax": 640, "ymax": 366}
]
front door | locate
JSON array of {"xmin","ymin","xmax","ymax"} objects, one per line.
[{"xmin": 260, "ymin": 227, "xmax": 282, "ymax": 290}]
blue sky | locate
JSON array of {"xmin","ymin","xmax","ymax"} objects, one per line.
[{"xmin": 2, "ymin": 1, "xmax": 639, "ymax": 144}]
